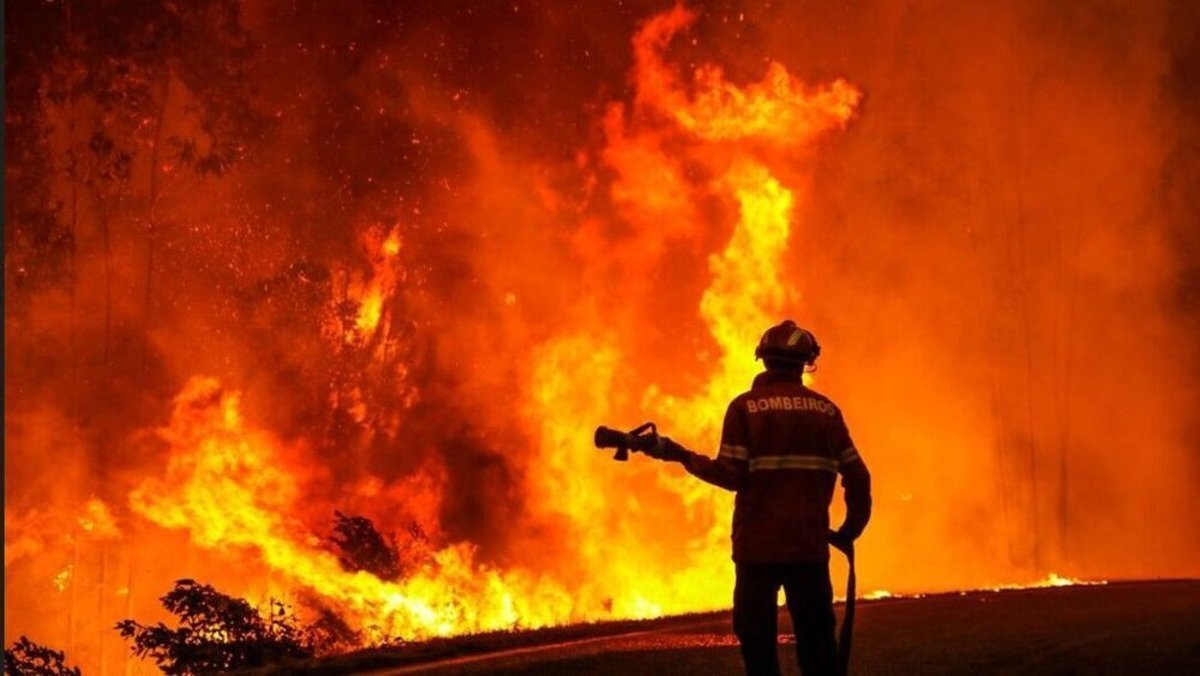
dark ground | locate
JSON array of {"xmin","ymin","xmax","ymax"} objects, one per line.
[{"xmin": 261, "ymin": 579, "xmax": 1200, "ymax": 675}]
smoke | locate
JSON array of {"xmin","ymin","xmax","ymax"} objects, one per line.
[
  {"xmin": 744, "ymin": 0, "xmax": 1200, "ymax": 585},
  {"xmin": 5, "ymin": 0, "xmax": 1199, "ymax": 671}
]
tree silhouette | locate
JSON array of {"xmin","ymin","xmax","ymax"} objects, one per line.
[{"xmin": 330, "ymin": 511, "xmax": 403, "ymax": 581}]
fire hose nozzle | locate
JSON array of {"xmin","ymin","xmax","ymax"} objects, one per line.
[{"xmin": 593, "ymin": 422, "xmax": 658, "ymax": 461}]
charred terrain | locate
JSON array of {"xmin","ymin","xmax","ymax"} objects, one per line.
[{"xmin": 5, "ymin": 0, "xmax": 1200, "ymax": 674}]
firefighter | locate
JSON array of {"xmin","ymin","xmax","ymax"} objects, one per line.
[{"xmin": 644, "ymin": 320, "xmax": 872, "ymax": 676}]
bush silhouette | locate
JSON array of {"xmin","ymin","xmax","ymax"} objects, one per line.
[
  {"xmin": 4, "ymin": 637, "xmax": 82, "ymax": 676},
  {"xmin": 116, "ymin": 579, "xmax": 316, "ymax": 674}
]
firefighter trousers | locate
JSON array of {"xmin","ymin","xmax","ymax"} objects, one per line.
[{"xmin": 733, "ymin": 561, "xmax": 837, "ymax": 676}]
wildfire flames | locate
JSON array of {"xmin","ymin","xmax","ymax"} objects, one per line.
[
  {"xmin": 5, "ymin": 2, "xmax": 1198, "ymax": 674},
  {"xmin": 126, "ymin": 5, "xmax": 862, "ymax": 637},
  {"xmin": 130, "ymin": 376, "xmax": 576, "ymax": 639}
]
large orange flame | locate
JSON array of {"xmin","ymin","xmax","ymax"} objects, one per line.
[
  {"xmin": 521, "ymin": 4, "xmax": 859, "ymax": 619},
  {"xmin": 118, "ymin": 4, "xmax": 862, "ymax": 638}
]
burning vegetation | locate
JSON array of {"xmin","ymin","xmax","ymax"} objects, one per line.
[{"xmin": 5, "ymin": 1, "xmax": 1200, "ymax": 673}]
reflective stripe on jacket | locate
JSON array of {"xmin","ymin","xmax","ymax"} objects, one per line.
[{"xmin": 681, "ymin": 369, "xmax": 872, "ymax": 563}]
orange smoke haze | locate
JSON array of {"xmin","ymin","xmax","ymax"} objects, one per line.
[{"xmin": 5, "ymin": 1, "xmax": 1199, "ymax": 673}]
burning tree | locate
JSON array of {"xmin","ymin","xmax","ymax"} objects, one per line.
[{"xmin": 329, "ymin": 510, "xmax": 402, "ymax": 581}]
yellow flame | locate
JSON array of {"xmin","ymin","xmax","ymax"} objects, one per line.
[
  {"xmin": 53, "ymin": 566, "xmax": 73, "ymax": 593},
  {"xmin": 858, "ymin": 574, "xmax": 1106, "ymax": 603},
  {"xmin": 342, "ymin": 225, "xmax": 403, "ymax": 342},
  {"xmin": 522, "ymin": 4, "xmax": 860, "ymax": 621},
  {"xmin": 382, "ymin": 229, "xmax": 402, "ymax": 257},
  {"xmin": 130, "ymin": 377, "xmax": 576, "ymax": 641},
  {"xmin": 991, "ymin": 573, "xmax": 1107, "ymax": 591},
  {"xmin": 78, "ymin": 498, "xmax": 120, "ymax": 539},
  {"xmin": 632, "ymin": 6, "xmax": 859, "ymax": 144}
]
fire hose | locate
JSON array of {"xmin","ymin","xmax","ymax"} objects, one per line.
[{"xmin": 833, "ymin": 541, "xmax": 855, "ymax": 676}]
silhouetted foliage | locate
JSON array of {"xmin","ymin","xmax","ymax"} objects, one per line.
[
  {"xmin": 36, "ymin": 0, "xmax": 269, "ymax": 181},
  {"xmin": 400, "ymin": 521, "xmax": 435, "ymax": 568},
  {"xmin": 330, "ymin": 511, "xmax": 402, "ymax": 581},
  {"xmin": 116, "ymin": 579, "xmax": 316, "ymax": 674},
  {"xmin": 4, "ymin": 3, "xmax": 70, "ymax": 305},
  {"xmin": 4, "ymin": 0, "xmax": 270, "ymax": 306},
  {"xmin": 3, "ymin": 636, "xmax": 82, "ymax": 676}
]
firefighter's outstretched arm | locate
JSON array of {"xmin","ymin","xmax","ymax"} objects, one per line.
[
  {"xmin": 644, "ymin": 437, "xmax": 746, "ymax": 491},
  {"xmin": 642, "ymin": 400, "xmax": 749, "ymax": 492}
]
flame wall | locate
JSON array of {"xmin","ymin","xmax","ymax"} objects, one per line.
[{"xmin": 6, "ymin": 1, "xmax": 1199, "ymax": 673}]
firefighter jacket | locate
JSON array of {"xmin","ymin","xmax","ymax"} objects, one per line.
[{"xmin": 679, "ymin": 369, "xmax": 872, "ymax": 563}]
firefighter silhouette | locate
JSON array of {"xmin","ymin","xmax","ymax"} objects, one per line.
[{"xmin": 644, "ymin": 320, "xmax": 872, "ymax": 676}]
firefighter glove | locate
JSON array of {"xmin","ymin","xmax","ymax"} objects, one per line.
[
  {"xmin": 643, "ymin": 436, "xmax": 688, "ymax": 463},
  {"xmin": 828, "ymin": 528, "xmax": 855, "ymax": 554}
]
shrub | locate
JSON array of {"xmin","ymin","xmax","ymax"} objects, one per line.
[
  {"xmin": 4, "ymin": 637, "xmax": 82, "ymax": 676},
  {"xmin": 116, "ymin": 579, "xmax": 314, "ymax": 674}
]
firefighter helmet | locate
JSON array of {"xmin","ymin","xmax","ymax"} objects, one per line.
[{"xmin": 754, "ymin": 320, "xmax": 821, "ymax": 365}]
